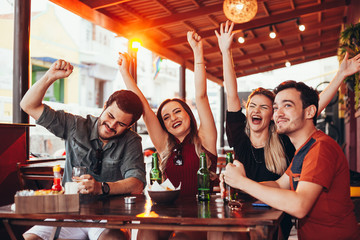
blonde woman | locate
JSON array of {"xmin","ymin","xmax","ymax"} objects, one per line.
[{"xmin": 215, "ymin": 20, "xmax": 359, "ymax": 239}]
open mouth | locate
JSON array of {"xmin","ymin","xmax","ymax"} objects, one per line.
[
  {"xmin": 251, "ymin": 116, "xmax": 262, "ymax": 125},
  {"xmin": 172, "ymin": 121, "xmax": 182, "ymax": 129}
]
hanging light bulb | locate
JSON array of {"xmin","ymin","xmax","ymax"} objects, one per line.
[
  {"xmin": 297, "ymin": 19, "xmax": 305, "ymax": 31},
  {"xmin": 223, "ymin": 0, "xmax": 258, "ymax": 23},
  {"xmin": 285, "ymin": 61, "xmax": 291, "ymax": 67},
  {"xmin": 238, "ymin": 36, "xmax": 245, "ymax": 43},
  {"xmin": 238, "ymin": 31, "xmax": 247, "ymax": 44},
  {"xmin": 269, "ymin": 26, "xmax": 276, "ymax": 39},
  {"xmin": 298, "ymin": 24, "xmax": 305, "ymax": 31}
]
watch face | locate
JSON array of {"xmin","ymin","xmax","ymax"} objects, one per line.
[{"xmin": 102, "ymin": 182, "xmax": 110, "ymax": 194}]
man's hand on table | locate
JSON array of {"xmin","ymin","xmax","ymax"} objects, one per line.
[{"xmin": 75, "ymin": 174, "xmax": 102, "ymax": 195}]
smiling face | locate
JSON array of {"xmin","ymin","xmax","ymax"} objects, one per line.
[
  {"xmin": 97, "ymin": 101, "xmax": 133, "ymax": 144},
  {"xmin": 273, "ymin": 88, "xmax": 306, "ymax": 136},
  {"xmin": 160, "ymin": 101, "xmax": 191, "ymax": 141},
  {"xmin": 246, "ymin": 94, "xmax": 273, "ymax": 133}
]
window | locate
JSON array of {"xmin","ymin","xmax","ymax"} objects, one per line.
[{"xmin": 32, "ymin": 65, "xmax": 64, "ymax": 103}]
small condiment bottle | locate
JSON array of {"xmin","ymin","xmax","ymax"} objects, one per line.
[{"xmin": 52, "ymin": 165, "xmax": 63, "ymax": 192}]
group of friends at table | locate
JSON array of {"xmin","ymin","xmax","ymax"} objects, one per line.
[{"xmin": 18, "ymin": 21, "xmax": 360, "ymax": 240}]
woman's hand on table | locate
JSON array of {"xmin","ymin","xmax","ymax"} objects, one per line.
[{"xmin": 76, "ymin": 174, "xmax": 102, "ymax": 195}]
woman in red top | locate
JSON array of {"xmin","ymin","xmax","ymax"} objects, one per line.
[{"xmin": 118, "ymin": 31, "xmax": 217, "ymax": 240}]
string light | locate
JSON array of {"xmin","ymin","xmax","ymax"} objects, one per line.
[
  {"xmin": 285, "ymin": 61, "xmax": 291, "ymax": 67},
  {"xmin": 298, "ymin": 24, "xmax": 305, "ymax": 31},
  {"xmin": 238, "ymin": 36, "xmax": 245, "ymax": 43},
  {"xmin": 131, "ymin": 41, "xmax": 141, "ymax": 50},
  {"xmin": 297, "ymin": 19, "xmax": 305, "ymax": 32},
  {"xmin": 269, "ymin": 26, "xmax": 276, "ymax": 39},
  {"xmin": 238, "ymin": 32, "xmax": 247, "ymax": 44}
]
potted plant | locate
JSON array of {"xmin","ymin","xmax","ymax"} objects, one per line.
[{"xmin": 338, "ymin": 23, "xmax": 360, "ymax": 111}]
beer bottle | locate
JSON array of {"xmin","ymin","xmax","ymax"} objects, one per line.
[
  {"xmin": 198, "ymin": 201, "xmax": 211, "ymax": 218},
  {"xmin": 224, "ymin": 152, "xmax": 237, "ymax": 202},
  {"xmin": 150, "ymin": 153, "xmax": 162, "ymax": 185},
  {"xmin": 197, "ymin": 153, "xmax": 210, "ymax": 201}
]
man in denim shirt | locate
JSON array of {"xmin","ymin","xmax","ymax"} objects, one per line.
[{"xmin": 21, "ymin": 59, "xmax": 145, "ymax": 240}]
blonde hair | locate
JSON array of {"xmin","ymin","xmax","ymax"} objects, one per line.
[{"xmin": 245, "ymin": 88, "xmax": 288, "ymax": 175}]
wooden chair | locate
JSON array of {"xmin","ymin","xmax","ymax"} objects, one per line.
[{"xmin": 17, "ymin": 158, "xmax": 65, "ymax": 190}]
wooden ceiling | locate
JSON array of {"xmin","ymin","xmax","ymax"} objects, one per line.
[{"xmin": 50, "ymin": 0, "xmax": 350, "ymax": 85}]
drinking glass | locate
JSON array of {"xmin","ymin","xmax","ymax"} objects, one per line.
[{"xmin": 72, "ymin": 166, "xmax": 87, "ymax": 182}]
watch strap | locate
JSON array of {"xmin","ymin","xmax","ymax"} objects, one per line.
[{"xmin": 101, "ymin": 182, "xmax": 110, "ymax": 195}]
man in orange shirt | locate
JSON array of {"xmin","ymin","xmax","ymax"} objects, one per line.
[{"xmin": 222, "ymin": 81, "xmax": 359, "ymax": 239}]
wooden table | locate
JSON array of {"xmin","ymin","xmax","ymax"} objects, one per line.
[{"xmin": 0, "ymin": 194, "xmax": 283, "ymax": 240}]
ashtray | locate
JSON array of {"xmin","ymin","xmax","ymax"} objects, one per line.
[{"xmin": 124, "ymin": 196, "xmax": 136, "ymax": 204}]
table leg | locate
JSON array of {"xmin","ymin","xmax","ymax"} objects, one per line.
[{"xmin": 2, "ymin": 219, "xmax": 17, "ymax": 240}]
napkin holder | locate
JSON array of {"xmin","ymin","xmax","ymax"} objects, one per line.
[{"xmin": 15, "ymin": 194, "xmax": 79, "ymax": 213}]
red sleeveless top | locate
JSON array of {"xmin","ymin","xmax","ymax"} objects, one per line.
[{"xmin": 164, "ymin": 134, "xmax": 217, "ymax": 198}]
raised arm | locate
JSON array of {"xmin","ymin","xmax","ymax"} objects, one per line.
[
  {"xmin": 20, "ymin": 60, "xmax": 73, "ymax": 120},
  {"xmin": 117, "ymin": 53, "xmax": 168, "ymax": 153},
  {"xmin": 215, "ymin": 21, "xmax": 241, "ymax": 112},
  {"xmin": 318, "ymin": 52, "xmax": 360, "ymax": 115},
  {"xmin": 187, "ymin": 31, "xmax": 217, "ymax": 155}
]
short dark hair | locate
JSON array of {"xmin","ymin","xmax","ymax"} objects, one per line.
[
  {"xmin": 273, "ymin": 80, "xmax": 319, "ymax": 125},
  {"xmin": 105, "ymin": 90, "xmax": 143, "ymax": 125},
  {"xmin": 156, "ymin": 98, "xmax": 198, "ymax": 141}
]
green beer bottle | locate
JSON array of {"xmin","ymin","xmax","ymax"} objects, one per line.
[
  {"xmin": 224, "ymin": 152, "xmax": 237, "ymax": 202},
  {"xmin": 198, "ymin": 201, "xmax": 211, "ymax": 218},
  {"xmin": 150, "ymin": 153, "xmax": 162, "ymax": 185},
  {"xmin": 197, "ymin": 153, "xmax": 210, "ymax": 201}
]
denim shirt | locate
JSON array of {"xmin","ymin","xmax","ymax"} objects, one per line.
[{"xmin": 36, "ymin": 104, "xmax": 145, "ymax": 186}]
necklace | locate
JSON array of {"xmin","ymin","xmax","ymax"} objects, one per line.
[{"xmin": 251, "ymin": 145, "xmax": 264, "ymax": 164}]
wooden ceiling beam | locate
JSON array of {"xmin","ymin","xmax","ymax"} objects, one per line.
[
  {"xmin": 234, "ymin": 51, "xmax": 335, "ymax": 78},
  {"xmin": 81, "ymin": 0, "xmax": 131, "ymax": 10},
  {"xmin": 183, "ymin": 17, "xmax": 343, "ymax": 58},
  {"xmin": 124, "ymin": 3, "xmax": 223, "ymax": 33},
  {"xmin": 236, "ymin": 46, "xmax": 337, "ymax": 74},
  {"xmin": 163, "ymin": 0, "xmax": 348, "ymax": 47},
  {"xmin": 49, "ymin": 0, "xmax": 194, "ymax": 83},
  {"xmin": 50, "ymin": 0, "xmax": 127, "ymax": 33},
  {"xmin": 205, "ymin": 33, "xmax": 338, "ymax": 69},
  {"xmin": 116, "ymin": 3, "xmax": 145, "ymax": 20},
  {"xmin": 153, "ymin": 0, "xmax": 174, "ymax": 14},
  {"xmin": 211, "ymin": 43, "xmax": 338, "ymax": 76}
]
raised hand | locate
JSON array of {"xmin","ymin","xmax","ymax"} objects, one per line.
[
  {"xmin": 339, "ymin": 52, "xmax": 360, "ymax": 78},
  {"xmin": 117, "ymin": 52, "xmax": 131, "ymax": 74},
  {"xmin": 46, "ymin": 59, "xmax": 73, "ymax": 82},
  {"xmin": 215, "ymin": 20, "xmax": 235, "ymax": 53},
  {"xmin": 187, "ymin": 31, "xmax": 203, "ymax": 56}
]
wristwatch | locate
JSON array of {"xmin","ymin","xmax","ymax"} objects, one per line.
[{"xmin": 101, "ymin": 182, "xmax": 110, "ymax": 195}]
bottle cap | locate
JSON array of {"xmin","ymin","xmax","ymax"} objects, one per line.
[{"xmin": 53, "ymin": 165, "xmax": 61, "ymax": 172}]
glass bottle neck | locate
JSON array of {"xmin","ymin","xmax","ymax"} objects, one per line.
[
  {"xmin": 152, "ymin": 157, "xmax": 159, "ymax": 169},
  {"xmin": 199, "ymin": 156, "xmax": 207, "ymax": 168}
]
